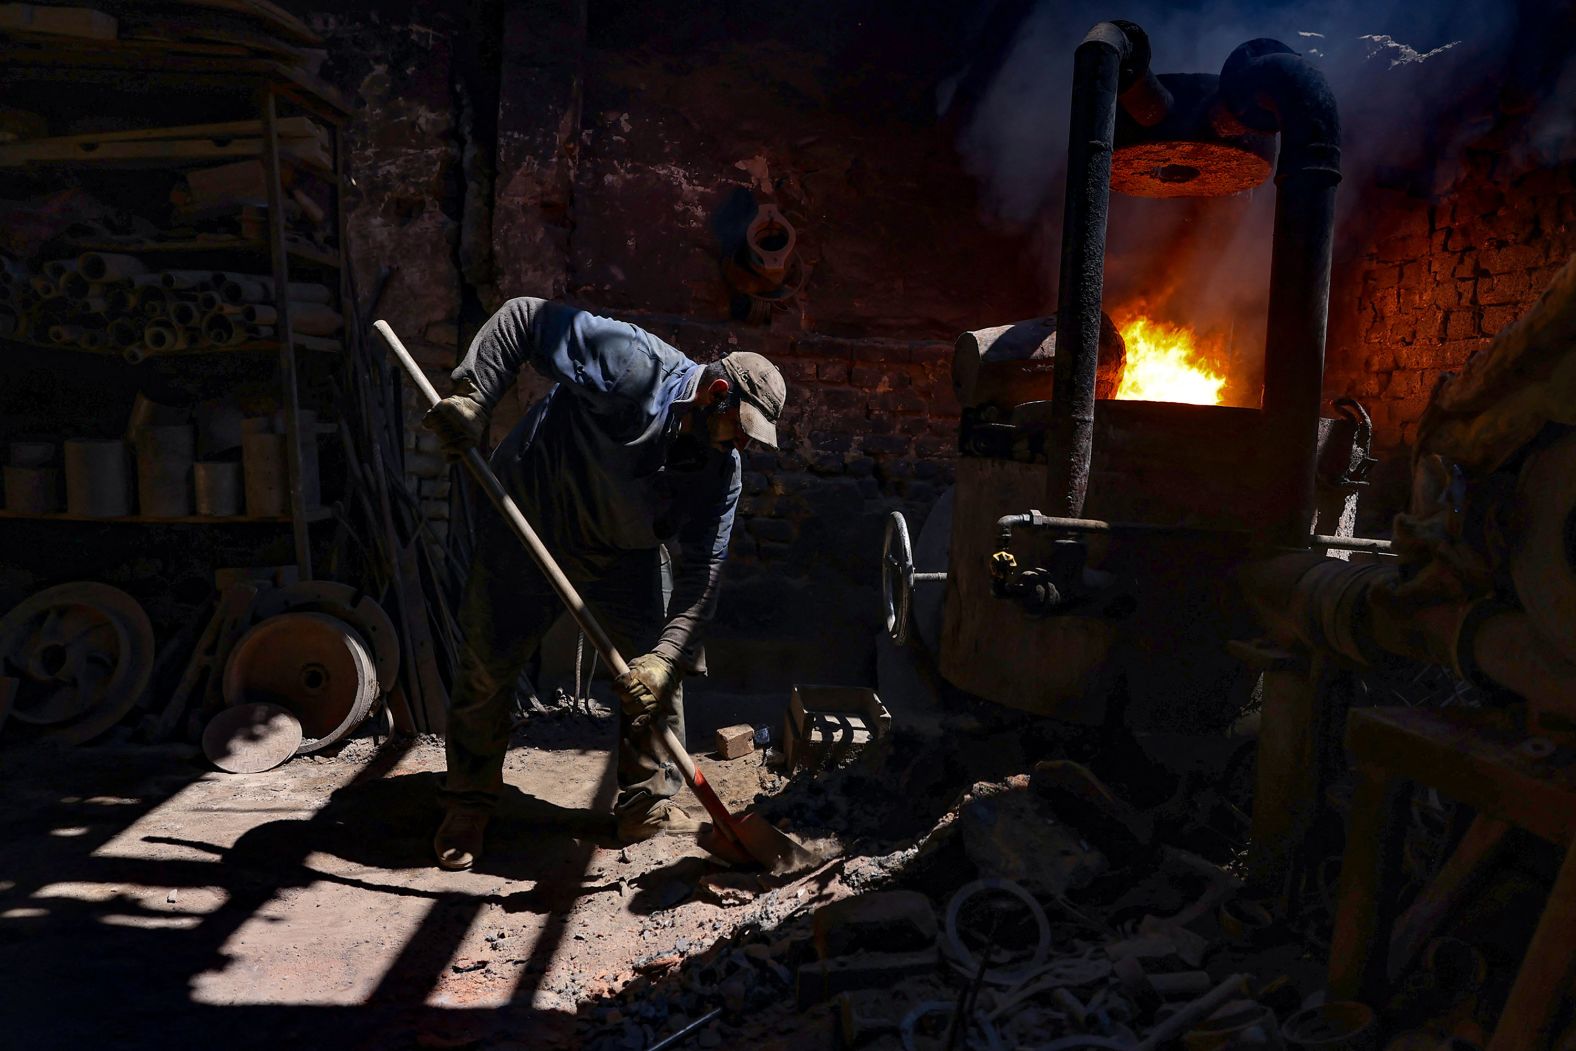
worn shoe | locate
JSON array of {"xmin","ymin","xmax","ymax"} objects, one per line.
[
  {"xmin": 434, "ymin": 809, "xmax": 488, "ymax": 871},
  {"xmin": 616, "ymin": 799, "xmax": 707, "ymax": 843}
]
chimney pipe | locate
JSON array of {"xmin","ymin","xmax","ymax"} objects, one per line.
[
  {"xmin": 1047, "ymin": 20, "xmax": 1150, "ymax": 519},
  {"xmin": 1221, "ymin": 39, "xmax": 1342, "ymax": 547}
]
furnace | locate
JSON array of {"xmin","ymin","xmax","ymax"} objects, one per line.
[{"xmin": 886, "ymin": 21, "xmax": 1372, "ymax": 730}]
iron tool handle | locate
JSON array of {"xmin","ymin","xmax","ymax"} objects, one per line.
[
  {"xmin": 656, "ymin": 723, "xmax": 741, "ymax": 832},
  {"xmin": 372, "ymin": 319, "xmax": 631, "ymax": 679}
]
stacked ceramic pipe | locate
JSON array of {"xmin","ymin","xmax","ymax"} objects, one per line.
[{"xmin": 0, "ymin": 252, "xmax": 340, "ymax": 363}]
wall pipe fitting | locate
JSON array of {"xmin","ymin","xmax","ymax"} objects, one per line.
[
  {"xmin": 1047, "ymin": 20, "xmax": 1149, "ymax": 521},
  {"xmin": 1113, "ymin": 20, "xmax": 1172, "ymax": 127},
  {"xmin": 1220, "ymin": 39, "xmax": 1342, "ymax": 548}
]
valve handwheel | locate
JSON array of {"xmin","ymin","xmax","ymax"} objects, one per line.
[{"xmin": 882, "ymin": 511, "xmax": 916, "ymax": 645}]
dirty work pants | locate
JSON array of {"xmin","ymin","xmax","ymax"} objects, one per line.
[{"xmin": 439, "ymin": 504, "xmax": 684, "ymax": 819}]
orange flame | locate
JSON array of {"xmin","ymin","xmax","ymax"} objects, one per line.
[{"xmin": 1112, "ymin": 316, "xmax": 1228, "ymax": 406}]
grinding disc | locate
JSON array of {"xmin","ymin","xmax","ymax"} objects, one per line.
[
  {"xmin": 222, "ymin": 612, "xmax": 378, "ymax": 754},
  {"xmin": 0, "ymin": 581, "xmax": 155, "ymax": 744},
  {"xmin": 203, "ymin": 702, "xmax": 302, "ymax": 773},
  {"xmin": 252, "ymin": 581, "xmax": 399, "ymax": 690}
]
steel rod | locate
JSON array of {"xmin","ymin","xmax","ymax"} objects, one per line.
[
  {"xmin": 1312, "ymin": 533, "xmax": 1393, "ymax": 553},
  {"xmin": 646, "ymin": 1007, "xmax": 723, "ymax": 1051},
  {"xmin": 996, "ymin": 513, "xmax": 1391, "ymax": 552}
]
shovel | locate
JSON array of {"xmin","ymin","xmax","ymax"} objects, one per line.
[{"xmin": 374, "ymin": 321, "xmax": 824, "ymax": 877}]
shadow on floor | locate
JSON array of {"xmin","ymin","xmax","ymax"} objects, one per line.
[{"xmin": 0, "ymin": 738, "xmax": 611, "ymax": 1050}]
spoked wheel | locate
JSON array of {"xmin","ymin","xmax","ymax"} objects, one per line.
[{"xmin": 882, "ymin": 511, "xmax": 916, "ymax": 646}]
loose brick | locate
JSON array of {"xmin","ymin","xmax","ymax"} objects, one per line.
[{"xmin": 714, "ymin": 723, "xmax": 755, "ymax": 760}]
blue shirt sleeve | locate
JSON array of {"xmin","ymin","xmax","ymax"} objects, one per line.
[{"xmin": 453, "ymin": 297, "xmax": 664, "ymax": 424}]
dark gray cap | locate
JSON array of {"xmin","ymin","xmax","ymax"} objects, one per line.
[{"xmin": 719, "ymin": 351, "xmax": 786, "ymax": 447}]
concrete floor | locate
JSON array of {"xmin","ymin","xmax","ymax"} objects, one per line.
[{"xmin": 0, "ymin": 689, "xmax": 828, "ymax": 1050}]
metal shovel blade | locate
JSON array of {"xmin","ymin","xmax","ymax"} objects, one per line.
[{"xmin": 699, "ymin": 812, "xmax": 825, "ymax": 877}]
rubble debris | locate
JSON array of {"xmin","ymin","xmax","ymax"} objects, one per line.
[
  {"xmin": 714, "ymin": 723, "xmax": 756, "ymax": 760},
  {"xmin": 695, "ymin": 872, "xmax": 764, "ymax": 907},
  {"xmin": 796, "ymin": 946, "xmax": 943, "ymax": 1009},
  {"xmin": 958, "ymin": 776, "xmax": 1108, "ymax": 897},
  {"xmin": 812, "ymin": 889, "xmax": 937, "ymax": 959},
  {"xmin": 900, "ymin": 998, "xmax": 1007, "ymax": 1051},
  {"xmin": 1032, "ymin": 759, "xmax": 1155, "ymax": 854},
  {"xmin": 578, "ymin": 733, "xmax": 1348, "ymax": 1051},
  {"xmin": 1219, "ymin": 896, "xmax": 1277, "ymax": 946}
]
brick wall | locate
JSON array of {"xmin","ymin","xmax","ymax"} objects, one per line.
[{"xmin": 1327, "ymin": 160, "xmax": 1576, "ymax": 455}]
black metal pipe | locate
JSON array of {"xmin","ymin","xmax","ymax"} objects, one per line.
[
  {"xmin": 1221, "ymin": 40, "xmax": 1342, "ymax": 548},
  {"xmin": 1112, "ymin": 20, "xmax": 1172, "ymax": 127},
  {"xmin": 993, "ymin": 513, "xmax": 1387, "ymax": 553},
  {"xmin": 995, "ymin": 511, "xmax": 1245, "ymax": 550},
  {"xmin": 1048, "ymin": 21, "xmax": 1143, "ymax": 520}
]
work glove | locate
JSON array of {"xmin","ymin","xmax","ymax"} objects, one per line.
[
  {"xmin": 421, "ymin": 379, "xmax": 489, "ymax": 461},
  {"xmin": 614, "ymin": 652, "xmax": 677, "ymax": 719}
]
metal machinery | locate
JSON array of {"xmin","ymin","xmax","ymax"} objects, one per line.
[
  {"xmin": 883, "ymin": 17, "xmax": 1576, "ymax": 1036},
  {"xmin": 885, "ymin": 21, "xmax": 1373, "ymax": 730}
]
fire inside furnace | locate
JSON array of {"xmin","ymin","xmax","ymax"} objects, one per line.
[{"xmin": 1113, "ymin": 315, "xmax": 1229, "ymax": 406}]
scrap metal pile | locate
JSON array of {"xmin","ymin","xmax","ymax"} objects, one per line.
[{"xmin": 565, "ymin": 737, "xmax": 1395, "ymax": 1051}]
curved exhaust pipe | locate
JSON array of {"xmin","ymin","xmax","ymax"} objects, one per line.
[{"xmin": 1221, "ymin": 39, "xmax": 1342, "ymax": 547}]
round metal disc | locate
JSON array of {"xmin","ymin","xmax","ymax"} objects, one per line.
[
  {"xmin": 0, "ymin": 581, "xmax": 155, "ymax": 743},
  {"xmin": 252, "ymin": 581, "xmax": 399, "ymax": 690},
  {"xmin": 1111, "ymin": 140, "xmax": 1273, "ymax": 198},
  {"xmin": 222, "ymin": 612, "xmax": 378, "ymax": 754},
  {"xmin": 203, "ymin": 702, "xmax": 303, "ymax": 773}
]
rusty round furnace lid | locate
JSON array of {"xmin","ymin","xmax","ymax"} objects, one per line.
[
  {"xmin": 1112, "ymin": 72, "xmax": 1276, "ymax": 199},
  {"xmin": 203, "ymin": 702, "xmax": 303, "ymax": 773},
  {"xmin": 1112, "ymin": 140, "xmax": 1274, "ymax": 198}
]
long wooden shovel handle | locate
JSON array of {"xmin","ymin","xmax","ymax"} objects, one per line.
[
  {"xmin": 373, "ymin": 321, "xmax": 748, "ymax": 844},
  {"xmin": 656, "ymin": 724, "xmax": 740, "ymax": 829},
  {"xmin": 373, "ymin": 320, "xmax": 630, "ymax": 678}
]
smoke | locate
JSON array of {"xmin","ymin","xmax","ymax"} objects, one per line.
[{"xmin": 946, "ymin": 0, "xmax": 1537, "ymax": 392}]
